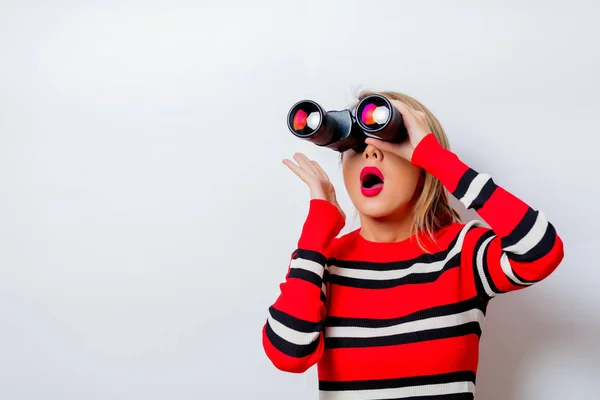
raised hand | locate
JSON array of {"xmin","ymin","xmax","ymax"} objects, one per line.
[{"xmin": 282, "ymin": 153, "xmax": 345, "ymax": 221}]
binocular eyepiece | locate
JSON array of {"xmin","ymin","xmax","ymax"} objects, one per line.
[{"xmin": 286, "ymin": 94, "xmax": 408, "ymax": 152}]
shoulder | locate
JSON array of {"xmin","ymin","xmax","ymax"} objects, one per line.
[
  {"xmin": 431, "ymin": 220, "xmax": 491, "ymax": 250},
  {"xmin": 435, "ymin": 222, "xmax": 467, "ymax": 238},
  {"xmin": 438, "ymin": 220, "xmax": 500, "ymax": 261},
  {"xmin": 325, "ymin": 229, "xmax": 359, "ymax": 257},
  {"xmin": 441, "ymin": 220, "xmax": 490, "ymax": 236},
  {"xmin": 330, "ymin": 229, "xmax": 358, "ymax": 247}
]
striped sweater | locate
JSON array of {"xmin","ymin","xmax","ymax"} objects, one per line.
[{"xmin": 262, "ymin": 133, "xmax": 564, "ymax": 399}]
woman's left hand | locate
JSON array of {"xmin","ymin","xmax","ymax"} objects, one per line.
[{"xmin": 364, "ymin": 99, "xmax": 432, "ymax": 163}]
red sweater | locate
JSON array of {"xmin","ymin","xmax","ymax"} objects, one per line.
[{"xmin": 262, "ymin": 134, "xmax": 564, "ymax": 399}]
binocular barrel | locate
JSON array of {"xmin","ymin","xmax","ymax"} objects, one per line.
[{"xmin": 286, "ymin": 94, "xmax": 408, "ymax": 152}]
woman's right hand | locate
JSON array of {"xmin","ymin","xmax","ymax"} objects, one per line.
[{"xmin": 283, "ymin": 153, "xmax": 345, "ymax": 221}]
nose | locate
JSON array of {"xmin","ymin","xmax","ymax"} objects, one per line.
[{"xmin": 363, "ymin": 144, "xmax": 383, "ymax": 161}]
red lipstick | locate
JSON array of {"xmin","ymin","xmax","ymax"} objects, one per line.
[{"xmin": 360, "ymin": 166, "xmax": 384, "ymax": 197}]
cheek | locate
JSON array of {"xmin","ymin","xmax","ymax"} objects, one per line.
[
  {"xmin": 342, "ymin": 165, "xmax": 356, "ymax": 194},
  {"xmin": 384, "ymin": 164, "xmax": 422, "ymax": 202},
  {"xmin": 342, "ymin": 157, "xmax": 359, "ymax": 188}
]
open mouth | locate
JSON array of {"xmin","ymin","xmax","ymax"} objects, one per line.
[{"xmin": 360, "ymin": 166, "xmax": 384, "ymax": 197}]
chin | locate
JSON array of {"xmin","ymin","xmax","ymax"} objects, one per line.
[{"xmin": 355, "ymin": 198, "xmax": 402, "ymax": 219}]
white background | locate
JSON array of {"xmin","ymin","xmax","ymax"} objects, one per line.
[{"xmin": 0, "ymin": 1, "xmax": 598, "ymax": 399}]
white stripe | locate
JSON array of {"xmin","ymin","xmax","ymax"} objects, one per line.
[
  {"xmin": 328, "ymin": 220, "xmax": 483, "ymax": 281},
  {"xmin": 290, "ymin": 257, "xmax": 324, "ymax": 277},
  {"xmin": 325, "ymin": 308, "xmax": 484, "ymax": 339},
  {"xmin": 319, "ymin": 381, "xmax": 475, "ymax": 400},
  {"xmin": 267, "ymin": 316, "xmax": 320, "ymax": 346},
  {"xmin": 503, "ymin": 211, "xmax": 549, "ymax": 255},
  {"xmin": 500, "ymin": 253, "xmax": 533, "ymax": 286},
  {"xmin": 321, "ymin": 264, "xmax": 329, "ymax": 298},
  {"xmin": 460, "ymin": 173, "xmax": 491, "ymax": 209},
  {"xmin": 476, "ymin": 235, "xmax": 497, "ymax": 298}
]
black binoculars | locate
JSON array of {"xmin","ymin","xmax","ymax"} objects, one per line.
[{"xmin": 286, "ymin": 94, "xmax": 408, "ymax": 152}]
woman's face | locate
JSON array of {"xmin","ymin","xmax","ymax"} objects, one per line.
[{"xmin": 342, "ymin": 144, "xmax": 423, "ymax": 219}]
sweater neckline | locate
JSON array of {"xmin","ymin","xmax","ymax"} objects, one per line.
[
  {"xmin": 351, "ymin": 223, "xmax": 462, "ymax": 254},
  {"xmin": 354, "ymin": 228, "xmax": 421, "ymax": 250}
]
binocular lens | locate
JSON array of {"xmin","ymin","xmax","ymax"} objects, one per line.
[
  {"xmin": 290, "ymin": 102, "xmax": 322, "ymax": 136},
  {"xmin": 359, "ymin": 98, "xmax": 391, "ymax": 130}
]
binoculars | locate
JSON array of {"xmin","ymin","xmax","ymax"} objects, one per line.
[{"xmin": 286, "ymin": 94, "xmax": 408, "ymax": 152}]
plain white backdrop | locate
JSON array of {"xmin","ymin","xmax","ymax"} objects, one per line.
[{"xmin": 0, "ymin": 1, "xmax": 598, "ymax": 399}]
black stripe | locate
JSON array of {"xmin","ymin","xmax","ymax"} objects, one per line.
[
  {"xmin": 383, "ymin": 394, "xmax": 473, "ymax": 400},
  {"xmin": 292, "ymin": 248, "xmax": 327, "ymax": 266},
  {"xmin": 288, "ymin": 267, "xmax": 322, "ymax": 288},
  {"xmin": 327, "ymin": 253, "xmax": 461, "ymax": 289},
  {"xmin": 324, "ymin": 297, "xmax": 485, "ymax": 328},
  {"xmin": 321, "ymin": 267, "xmax": 329, "ymax": 304},
  {"xmin": 481, "ymin": 234, "xmax": 504, "ymax": 295},
  {"xmin": 480, "ymin": 300, "xmax": 489, "ymax": 316},
  {"xmin": 321, "ymin": 268, "xmax": 329, "ymax": 304},
  {"xmin": 470, "ymin": 178, "xmax": 497, "ymax": 210},
  {"xmin": 472, "ymin": 230, "xmax": 493, "ymax": 298},
  {"xmin": 265, "ymin": 320, "xmax": 320, "ymax": 358},
  {"xmin": 329, "ymin": 233, "xmax": 462, "ymax": 272},
  {"xmin": 510, "ymin": 269, "xmax": 540, "ymax": 285},
  {"xmin": 502, "ymin": 254, "xmax": 531, "ymax": 287},
  {"xmin": 503, "ymin": 263, "xmax": 531, "ymax": 287},
  {"xmin": 452, "ymin": 168, "xmax": 478, "ymax": 200},
  {"xmin": 324, "ymin": 322, "xmax": 482, "ymax": 349},
  {"xmin": 319, "ymin": 370, "xmax": 476, "ymax": 391},
  {"xmin": 506, "ymin": 223, "xmax": 557, "ymax": 264},
  {"xmin": 269, "ymin": 306, "xmax": 321, "ymax": 333},
  {"xmin": 501, "ymin": 208, "xmax": 538, "ymax": 249}
]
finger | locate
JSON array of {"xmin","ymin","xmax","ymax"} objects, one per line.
[
  {"xmin": 311, "ymin": 161, "xmax": 325, "ymax": 180},
  {"xmin": 364, "ymin": 137, "xmax": 398, "ymax": 153},
  {"xmin": 413, "ymin": 109, "xmax": 428, "ymax": 122},
  {"xmin": 390, "ymin": 100, "xmax": 418, "ymax": 124},
  {"xmin": 394, "ymin": 101, "xmax": 417, "ymax": 117},
  {"xmin": 282, "ymin": 159, "xmax": 312, "ymax": 183},
  {"xmin": 365, "ymin": 138, "xmax": 413, "ymax": 160},
  {"xmin": 293, "ymin": 152, "xmax": 318, "ymax": 175},
  {"xmin": 311, "ymin": 161, "xmax": 331, "ymax": 182},
  {"xmin": 390, "ymin": 99, "xmax": 416, "ymax": 112}
]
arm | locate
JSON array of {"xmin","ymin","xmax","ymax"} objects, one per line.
[
  {"xmin": 262, "ymin": 199, "xmax": 344, "ymax": 373},
  {"xmin": 412, "ymin": 133, "xmax": 564, "ymax": 298}
]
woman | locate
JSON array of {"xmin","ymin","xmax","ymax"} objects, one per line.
[{"xmin": 262, "ymin": 90, "xmax": 564, "ymax": 399}]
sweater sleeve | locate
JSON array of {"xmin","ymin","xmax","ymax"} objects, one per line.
[
  {"xmin": 262, "ymin": 199, "xmax": 345, "ymax": 373},
  {"xmin": 412, "ymin": 134, "xmax": 564, "ymax": 299}
]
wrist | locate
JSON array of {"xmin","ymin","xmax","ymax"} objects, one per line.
[
  {"xmin": 298, "ymin": 199, "xmax": 345, "ymax": 253},
  {"xmin": 411, "ymin": 133, "xmax": 440, "ymax": 167},
  {"xmin": 309, "ymin": 190, "xmax": 327, "ymax": 202},
  {"xmin": 411, "ymin": 132, "xmax": 472, "ymax": 192},
  {"xmin": 411, "ymin": 131, "xmax": 429, "ymax": 150}
]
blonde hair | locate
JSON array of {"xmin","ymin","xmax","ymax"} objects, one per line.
[{"xmin": 351, "ymin": 90, "xmax": 461, "ymax": 251}]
